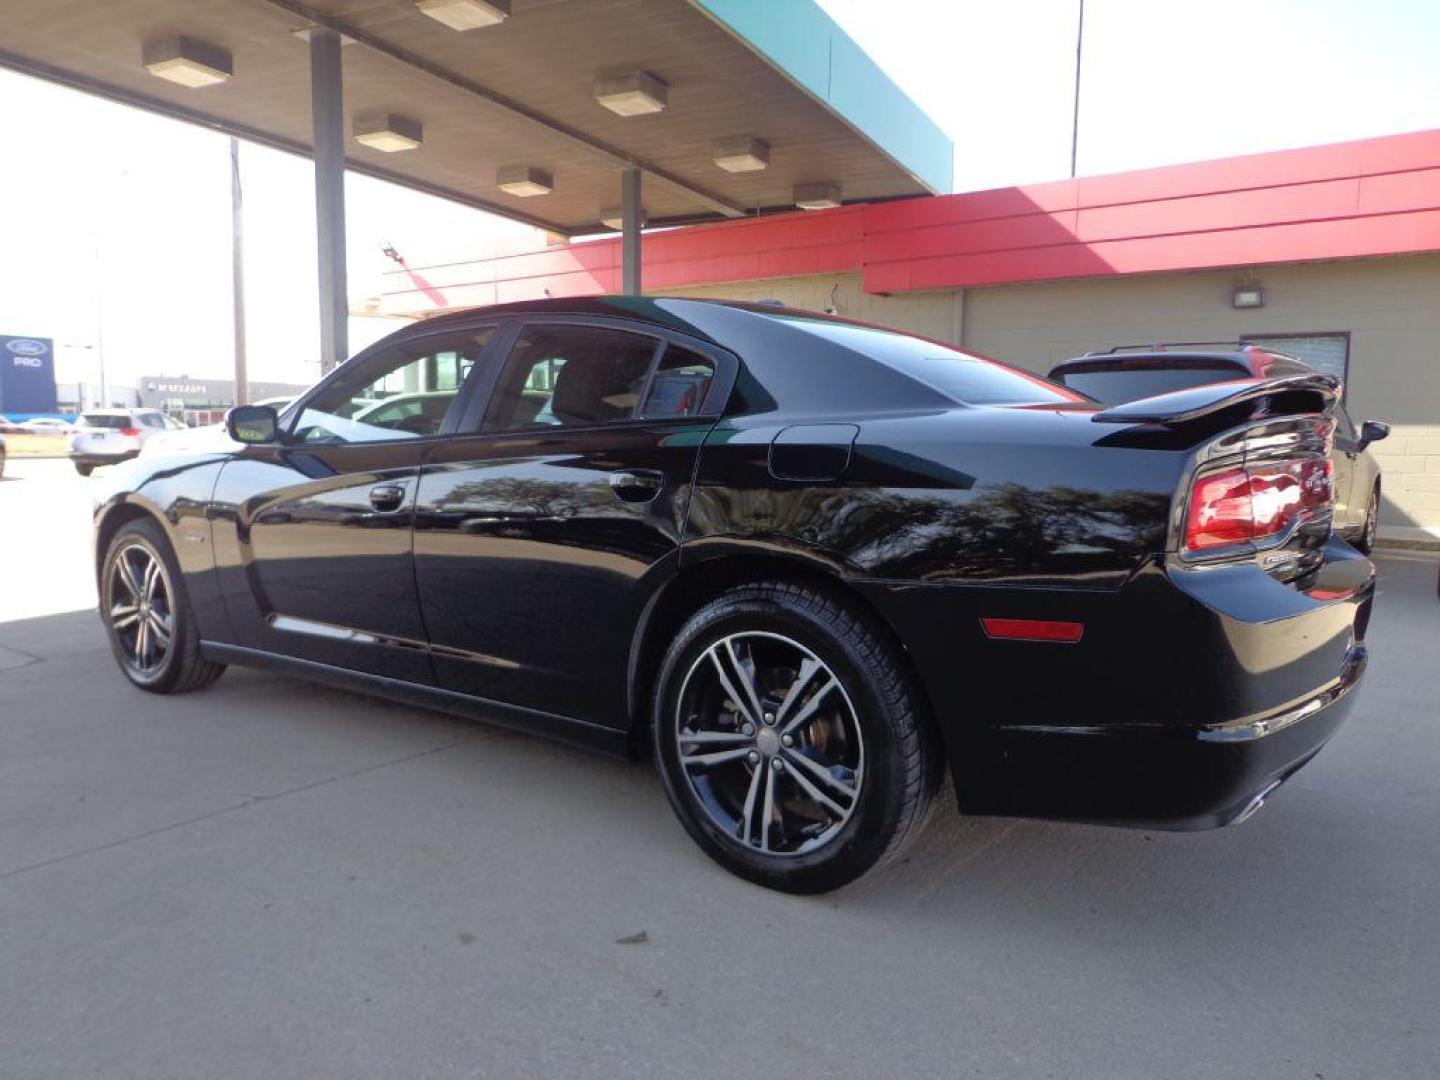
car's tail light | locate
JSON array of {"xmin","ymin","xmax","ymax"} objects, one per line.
[
  {"xmin": 118, "ymin": 427, "xmax": 141, "ymax": 436},
  {"xmin": 1184, "ymin": 456, "xmax": 1332, "ymax": 554}
]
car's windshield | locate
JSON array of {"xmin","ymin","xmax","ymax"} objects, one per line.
[{"xmin": 766, "ymin": 314, "xmax": 1081, "ymax": 406}]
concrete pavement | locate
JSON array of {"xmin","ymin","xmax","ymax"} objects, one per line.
[{"xmin": 1, "ymin": 457, "xmax": 1437, "ymax": 1079}]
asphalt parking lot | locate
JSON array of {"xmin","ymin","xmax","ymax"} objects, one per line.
[{"xmin": 1, "ymin": 456, "xmax": 1437, "ymax": 1080}]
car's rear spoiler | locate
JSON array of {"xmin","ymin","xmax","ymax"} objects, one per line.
[{"xmin": 1089, "ymin": 373, "xmax": 1339, "ymax": 425}]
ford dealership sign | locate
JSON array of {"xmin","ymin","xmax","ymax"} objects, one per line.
[
  {"xmin": 6, "ymin": 338, "xmax": 48, "ymax": 356},
  {"xmin": 0, "ymin": 334, "xmax": 57, "ymax": 413}
]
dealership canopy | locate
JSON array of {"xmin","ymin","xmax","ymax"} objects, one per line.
[
  {"xmin": 2, "ymin": 0, "xmax": 951, "ymax": 231},
  {"xmin": 2, "ymin": 0, "xmax": 950, "ymax": 367}
]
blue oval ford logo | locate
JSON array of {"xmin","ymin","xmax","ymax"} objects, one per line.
[{"xmin": 6, "ymin": 339, "xmax": 47, "ymax": 356}]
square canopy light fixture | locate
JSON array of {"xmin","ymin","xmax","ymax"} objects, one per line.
[
  {"xmin": 594, "ymin": 71, "xmax": 668, "ymax": 116},
  {"xmin": 497, "ymin": 165, "xmax": 554, "ymax": 197},
  {"xmin": 143, "ymin": 36, "xmax": 233, "ymax": 88},
  {"xmin": 600, "ymin": 206, "xmax": 646, "ymax": 231},
  {"xmin": 353, "ymin": 111, "xmax": 423, "ymax": 152},
  {"xmin": 713, "ymin": 136, "xmax": 770, "ymax": 173},
  {"xmin": 416, "ymin": 0, "xmax": 510, "ymax": 30},
  {"xmin": 794, "ymin": 182, "xmax": 842, "ymax": 210},
  {"xmin": 1232, "ymin": 284, "xmax": 1266, "ymax": 308}
]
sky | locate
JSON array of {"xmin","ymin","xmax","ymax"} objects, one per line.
[{"xmin": 2, "ymin": 0, "xmax": 1439, "ymax": 399}]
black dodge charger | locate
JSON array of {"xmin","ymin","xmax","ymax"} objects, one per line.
[{"xmin": 92, "ymin": 298, "xmax": 1374, "ymax": 893}]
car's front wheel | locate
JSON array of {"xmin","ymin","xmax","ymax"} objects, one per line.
[
  {"xmin": 100, "ymin": 518, "xmax": 225, "ymax": 694},
  {"xmin": 653, "ymin": 581, "xmax": 941, "ymax": 893}
]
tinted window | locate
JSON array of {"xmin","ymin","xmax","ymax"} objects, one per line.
[
  {"xmin": 1059, "ymin": 367, "xmax": 1246, "ymax": 404},
  {"xmin": 639, "ymin": 345, "xmax": 715, "ymax": 419},
  {"xmin": 765, "ymin": 315, "xmax": 1077, "ymax": 406},
  {"xmin": 81, "ymin": 413, "xmax": 132, "ymax": 429},
  {"xmin": 291, "ymin": 328, "xmax": 494, "ymax": 444},
  {"xmin": 484, "ymin": 324, "xmax": 659, "ymax": 431}
]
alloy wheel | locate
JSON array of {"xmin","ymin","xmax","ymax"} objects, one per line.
[
  {"xmin": 108, "ymin": 542, "xmax": 174, "ymax": 677},
  {"xmin": 674, "ymin": 631, "xmax": 864, "ymax": 857}
]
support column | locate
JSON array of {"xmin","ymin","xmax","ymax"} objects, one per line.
[
  {"xmin": 229, "ymin": 137, "xmax": 248, "ymax": 405},
  {"xmin": 621, "ymin": 166, "xmax": 642, "ymax": 296},
  {"xmin": 309, "ymin": 28, "xmax": 348, "ymax": 373}
]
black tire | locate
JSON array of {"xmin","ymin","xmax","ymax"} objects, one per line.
[
  {"xmin": 100, "ymin": 517, "xmax": 226, "ymax": 694},
  {"xmin": 1355, "ymin": 484, "xmax": 1380, "ymax": 555},
  {"xmin": 74, "ymin": 463, "xmax": 93, "ymax": 477},
  {"xmin": 652, "ymin": 581, "xmax": 942, "ymax": 894}
]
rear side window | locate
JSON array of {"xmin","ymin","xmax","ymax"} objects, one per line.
[
  {"xmin": 81, "ymin": 413, "xmax": 132, "ymax": 429},
  {"xmin": 766, "ymin": 315, "xmax": 1078, "ymax": 406},
  {"xmin": 484, "ymin": 324, "xmax": 660, "ymax": 431},
  {"xmin": 639, "ymin": 345, "xmax": 715, "ymax": 419}
]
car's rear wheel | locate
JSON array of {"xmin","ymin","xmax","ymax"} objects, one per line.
[
  {"xmin": 74, "ymin": 463, "xmax": 93, "ymax": 477},
  {"xmin": 653, "ymin": 581, "xmax": 941, "ymax": 894},
  {"xmin": 101, "ymin": 518, "xmax": 225, "ymax": 694},
  {"xmin": 1356, "ymin": 484, "xmax": 1380, "ymax": 554}
]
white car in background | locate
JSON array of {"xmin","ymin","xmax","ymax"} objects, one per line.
[
  {"xmin": 19, "ymin": 416, "xmax": 76, "ymax": 434},
  {"xmin": 68, "ymin": 409, "xmax": 182, "ymax": 475},
  {"xmin": 139, "ymin": 397, "xmax": 297, "ymax": 459}
]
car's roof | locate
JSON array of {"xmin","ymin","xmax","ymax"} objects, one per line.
[{"xmin": 376, "ymin": 295, "xmax": 1082, "ymax": 418}]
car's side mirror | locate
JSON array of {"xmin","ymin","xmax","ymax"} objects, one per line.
[
  {"xmin": 226, "ymin": 404, "xmax": 280, "ymax": 445},
  {"xmin": 1358, "ymin": 419, "xmax": 1391, "ymax": 450}
]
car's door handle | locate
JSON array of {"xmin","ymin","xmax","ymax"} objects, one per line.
[
  {"xmin": 369, "ymin": 482, "xmax": 408, "ymax": 512},
  {"xmin": 609, "ymin": 470, "xmax": 665, "ymax": 502}
]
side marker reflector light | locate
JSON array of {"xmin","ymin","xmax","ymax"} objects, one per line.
[{"xmin": 981, "ymin": 618, "xmax": 1084, "ymax": 643}]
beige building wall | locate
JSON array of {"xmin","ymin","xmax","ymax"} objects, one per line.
[{"xmin": 673, "ymin": 256, "xmax": 1440, "ymax": 540}]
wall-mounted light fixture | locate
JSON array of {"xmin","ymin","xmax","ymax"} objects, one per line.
[
  {"xmin": 794, "ymin": 182, "xmax": 842, "ymax": 210},
  {"xmin": 713, "ymin": 136, "xmax": 770, "ymax": 173},
  {"xmin": 601, "ymin": 206, "xmax": 646, "ymax": 231},
  {"xmin": 142, "ymin": 36, "xmax": 233, "ymax": 87},
  {"xmin": 353, "ymin": 111, "xmax": 424, "ymax": 152},
  {"xmin": 416, "ymin": 0, "xmax": 510, "ymax": 31},
  {"xmin": 1232, "ymin": 284, "xmax": 1266, "ymax": 308},
  {"xmin": 594, "ymin": 71, "xmax": 668, "ymax": 116},
  {"xmin": 497, "ymin": 165, "xmax": 554, "ymax": 197}
]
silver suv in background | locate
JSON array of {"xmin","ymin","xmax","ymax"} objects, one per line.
[{"xmin": 68, "ymin": 409, "xmax": 182, "ymax": 476}]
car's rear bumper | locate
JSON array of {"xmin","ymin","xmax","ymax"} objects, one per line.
[
  {"xmin": 70, "ymin": 450, "xmax": 139, "ymax": 466},
  {"xmin": 854, "ymin": 537, "xmax": 1375, "ymax": 829}
]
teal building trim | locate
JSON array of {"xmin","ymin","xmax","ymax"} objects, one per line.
[{"xmin": 690, "ymin": 0, "xmax": 954, "ymax": 194}]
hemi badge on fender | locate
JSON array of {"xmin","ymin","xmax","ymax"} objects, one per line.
[{"xmin": 981, "ymin": 618, "xmax": 1084, "ymax": 643}]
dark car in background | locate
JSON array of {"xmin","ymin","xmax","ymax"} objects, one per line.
[
  {"xmin": 89, "ymin": 300, "xmax": 1374, "ymax": 892},
  {"xmin": 1049, "ymin": 344, "xmax": 1391, "ymax": 552}
]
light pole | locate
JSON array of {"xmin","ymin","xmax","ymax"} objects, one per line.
[{"xmin": 1070, "ymin": 0, "xmax": 1085, "ymax": 178}]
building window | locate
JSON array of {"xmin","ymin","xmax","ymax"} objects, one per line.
[{"xmin": 1241, "ymin": 332, "xmax": 1350, "ymax": 388}]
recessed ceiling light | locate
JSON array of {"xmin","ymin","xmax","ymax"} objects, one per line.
[
  {"xmin": 142, "ymin": 36, "xmax": 233, "ymax": 88},
  {"xmin": 497, "ymin": 165, "xmax": 554, "ymax": 197},
  {"xmin": 416, "ymin": 0, "xmax": 510, "ymax": 30},
  {"xmin": 600, "ymin": 206, "xmax": 646, "ymax": 231},
  {"xmin": 353, "ymin": 111, "xmax": 423, "ymax": 152},
  {"xmin": 794, "ymin": 182, "xmax": 842, "ymax": 210},
  {"xmin": 713, "ymin": 137, "xmax": 770, "ymax": 173},
  {"xmin": 594, "ymin": 71, "xmax": 668, "ymax": 117}
]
